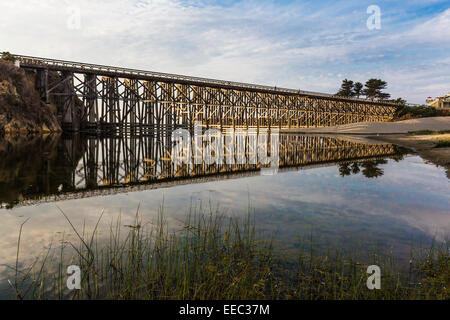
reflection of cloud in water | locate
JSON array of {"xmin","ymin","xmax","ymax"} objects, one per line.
[{"xmin": 1, "ymin": 154, "xmax": 449, "ymax": 294}]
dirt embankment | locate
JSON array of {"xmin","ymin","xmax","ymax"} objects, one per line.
[{"xmin": 0, "ymin": 60, "xmax": 61, "ymax": 134}]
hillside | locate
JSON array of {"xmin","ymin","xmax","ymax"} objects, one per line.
[{"xmin": 0, "ymin": 60, "xmax": 61, "ymax": 134}]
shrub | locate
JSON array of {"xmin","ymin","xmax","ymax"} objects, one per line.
[
  {"xmin": 394, "ymin": 105, "xmax": 450, "ymax": 120},
  {"xmin": 1, "ymin": 52, "xmax": 16, "ymax": 63}
]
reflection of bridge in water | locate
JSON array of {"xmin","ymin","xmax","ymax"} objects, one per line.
[{"xmin": 2, "ymin": 133, "xmax": 403, "ymax": 208}]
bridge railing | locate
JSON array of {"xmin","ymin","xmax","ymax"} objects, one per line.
[{"xmin": 4, "ymin": 52, "xmax": 398, "ymax": 106}]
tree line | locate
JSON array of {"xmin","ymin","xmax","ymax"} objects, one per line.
[{"xmin": 336, "ymin": 78, "xmax": 405, "ymax": 104}]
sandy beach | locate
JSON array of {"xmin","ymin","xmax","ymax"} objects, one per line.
[{"xmin": 281, "ymin": 116, "xmax": 450, "ymax": 134}]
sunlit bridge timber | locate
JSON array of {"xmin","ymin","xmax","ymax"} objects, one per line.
[
  {"xmin": 11, "ymin": 54, "xmax": 398, "ymax": 133},
  {"xmin": 0, "ymin": 134, "xmax": 403, "ymax": 209}
]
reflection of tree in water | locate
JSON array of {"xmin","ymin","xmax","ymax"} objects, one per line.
[
  {"xmin": 351, "ymin": 162, "xmax": 360, "ymax": 174},
  {"xmin": 338, "ymin": 163, "xmax": 352, "ymax": 177},
  {"xmin": 361, "ymin": 160, "xmax": 387, "ymax": 178},
  {"xmin": 338, "ymin": 158, "xmax": 393, "ymax": 178}
]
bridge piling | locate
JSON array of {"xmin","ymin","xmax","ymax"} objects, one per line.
[{"xmin": 35, "ymin": 69, "xmax": 49, "ymax": 103}]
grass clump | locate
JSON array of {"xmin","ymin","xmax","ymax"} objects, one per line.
[
  {"xmin": 5, "ymin": 206, "xmax": 450, "ymax": 300},
  {"xmin": 8, "ymin": 206, "xmax": 276, "ymax": 300}
]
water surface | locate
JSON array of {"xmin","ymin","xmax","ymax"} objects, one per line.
[{"xmin": 1, "ymin": 133, "xmax": 449, "ymax": 297}]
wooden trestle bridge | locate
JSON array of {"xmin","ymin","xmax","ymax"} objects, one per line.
[
  {"xmin": 1, "ymin": 134, "xmax": 402, "ymax": 209},
  {"xmin": 10, "ymin": 54, "xmax": 398, "ymax": 132}
]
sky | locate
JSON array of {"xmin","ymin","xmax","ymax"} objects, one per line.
[{"xmin": 0, "ymin": 0, "xmax": 449, "ymax": 104}]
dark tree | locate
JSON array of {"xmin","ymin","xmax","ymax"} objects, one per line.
[
  {"xmin": 336, "ymin": 79, "xmax": 355, "ymax": 97},
  {"xmin": 377, "ymin": 92, "xmax": 391, "ymax": 101},
  {"xmin": 393, "ymin": 97, "xmax": 406, "ymax": 106},
  {"xmin": 362, "ymin": 79, "xmax": 390, "ymax": 101},
  {"xmin": 353, "ymin": 82, "xmax": 363, "ymax": 98}
]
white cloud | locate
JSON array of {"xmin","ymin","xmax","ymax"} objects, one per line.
[
  {"xmin": 0, "ymin": 0, "xmax": 448, "ymax": 103},
  {"xmin": 404, "ymin": 7, "xmax": 450, "ymax": 44}
]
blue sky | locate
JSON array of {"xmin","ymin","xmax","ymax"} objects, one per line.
[{"xmin": 1, "ymin": 0, "xmax": 449, "ymax": 103}]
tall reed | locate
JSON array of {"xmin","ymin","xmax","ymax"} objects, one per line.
[{"xmin": 6, "ymin": 205, "xmax": 449, "ymax": 300}]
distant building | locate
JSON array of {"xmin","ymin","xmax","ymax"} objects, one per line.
[{"xmin": 426, "ymin": 93, "xmax": 450, "ymax": 109}]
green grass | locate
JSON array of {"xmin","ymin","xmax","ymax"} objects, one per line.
[
  {"xmin": 5, "ymin": 206, "xmax": 450, "ymax": 300},
  {"xmin": 409, "ymin": 130, "xmax": 450, "ymax": 136}
]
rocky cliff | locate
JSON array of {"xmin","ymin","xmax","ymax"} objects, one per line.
[{"xmin": 0, "ymin": 60, "xmax": 61, "ymax": 134}]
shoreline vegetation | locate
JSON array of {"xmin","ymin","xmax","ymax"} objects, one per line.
[
  {"xmin": 393, "ymin": 105, "xmax": 450, "ymax": 121},
  {"xmin": 6, "ymin": 206, "xmax": 449, "ymax": 300}
]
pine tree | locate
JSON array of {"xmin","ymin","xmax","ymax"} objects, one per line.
[
  {"xmin": 362, "ymin": 79, "xmax": 390, "ymax": 100},
  {"xmin": 336, "ymin": 79, "xmax": 354, "ymax": 97},
  {"xmin": 353, "ymin": 82, "xmax": 363, "ymax": 98}
]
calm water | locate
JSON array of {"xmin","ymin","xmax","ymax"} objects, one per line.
[{"xmin": 0, "ymin": 132, "xmax": 449, "ymax": 297}]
